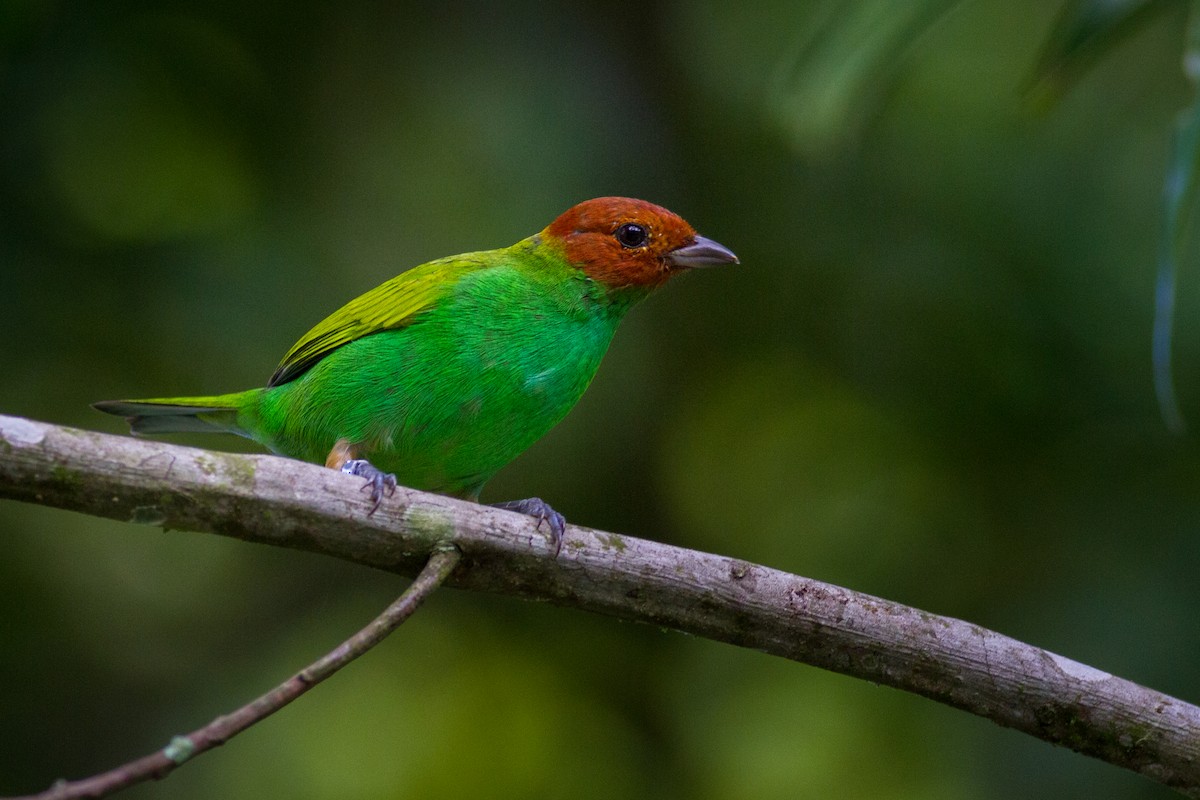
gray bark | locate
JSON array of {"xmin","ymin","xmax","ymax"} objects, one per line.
[{"xmin": 2, "ymin": 414, "xmax": 1198, "ymax": 796}]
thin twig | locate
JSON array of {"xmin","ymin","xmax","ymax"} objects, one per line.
[
  {"xmin": 3, "ymin": 414, "xmax": 1200, "ymax": 797},
  {"xmin": 5, "ymin": 548, "xmax": 461, "ymax": 800}
]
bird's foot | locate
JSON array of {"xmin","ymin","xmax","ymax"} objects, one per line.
[
  {"xmin": 341, "ymin": 459, "xmax": 397, "ymax": 515},
  {"xmin": 490, "ymin": 497, "xmax": 566, "ymax": 555}
]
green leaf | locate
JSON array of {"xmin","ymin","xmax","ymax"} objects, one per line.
[{"xmin": 1026, "ymin": 0, "xmax": 1168, "ymax": 109}]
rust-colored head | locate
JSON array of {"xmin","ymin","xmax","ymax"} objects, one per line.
[{"xmin": 543, "ymin": 197, "xmax": 738, "ymax": 290}]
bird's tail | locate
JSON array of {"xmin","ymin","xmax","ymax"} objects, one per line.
[{"xmin": 93, "ymin": 390, "xmax": 260, "ymax": 436}]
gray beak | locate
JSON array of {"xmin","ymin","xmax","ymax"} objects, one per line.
[{"xmin": 665, "ymin": 235, "xmax": 739, "ymax": 268}]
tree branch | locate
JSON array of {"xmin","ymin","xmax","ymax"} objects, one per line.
[
  {"xmin": 2, "ymin": 414, "xmax": 1199, "ymax": 797},
  {"xmin": 7, "ymin": 548, "xmax": 460, "ymax": 800}
]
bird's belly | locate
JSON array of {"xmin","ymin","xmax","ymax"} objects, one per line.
[
  {"xmin": 258, "ymin": 322, "xmax": 610, "ymax": 497},
  {"xmin": 376, "ymin": 362, "xmax": 589, "ymax": 493}
]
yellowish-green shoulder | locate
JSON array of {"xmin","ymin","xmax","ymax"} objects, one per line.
[{"xmin": 267, "ymin": 253, "xmax": 491, "ymax": 387}]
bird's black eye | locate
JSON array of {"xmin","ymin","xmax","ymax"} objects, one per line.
[{"xmin": 615, "ymin": 222, "xmax": 648, "ymax": 249}]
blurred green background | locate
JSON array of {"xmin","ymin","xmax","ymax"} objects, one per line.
[{"xmin": 3, "ymin": 0, "xmax": 1199, "ymax": 797}]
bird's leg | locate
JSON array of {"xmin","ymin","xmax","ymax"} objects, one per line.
[
  {"xmin": 490, "ymin": 497, "xmax": 566, "ymax": 555},
  {"xmin": 325, "ymin": 438, "xmax": 396, "ymax": 515}
]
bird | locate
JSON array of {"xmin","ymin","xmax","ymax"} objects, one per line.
[{"xmin": 94, "ymin": 197, "xmax": 738, "ymax": 551}]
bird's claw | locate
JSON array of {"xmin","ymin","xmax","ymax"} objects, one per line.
[
  {"xmin": 490, "ymin": 497, "xmax": 566, "ymax": 556},
  {"xmin": 341, "ymin": 459, "xmax": 397, "ymax": 515}
]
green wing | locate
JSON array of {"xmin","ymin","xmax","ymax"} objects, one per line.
[{"xmin": 267, "ymin": 255, "xmax": 487, "ymax": 387}]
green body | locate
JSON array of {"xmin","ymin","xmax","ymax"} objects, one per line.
[{"xmin": 103, "ymin": 236, "xmax": 648, "ymax": 499}]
